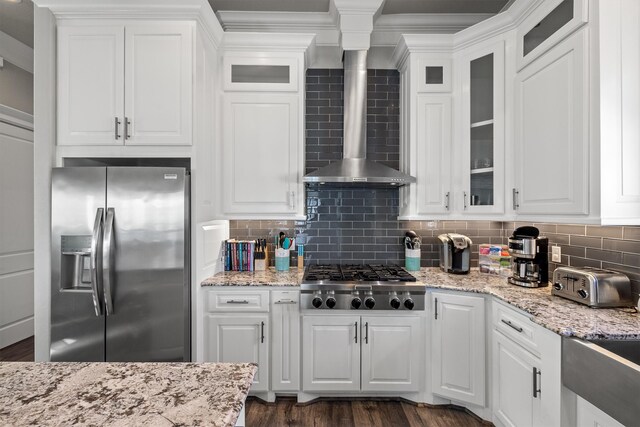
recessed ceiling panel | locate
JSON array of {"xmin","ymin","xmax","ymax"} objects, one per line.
[
  {"xmin": 381, "ymin": 0, "xmax": 509, "ymax": 15},
  {"xmin": 209, "ymin": 0, "xmax": 330, "ymax": 13}
]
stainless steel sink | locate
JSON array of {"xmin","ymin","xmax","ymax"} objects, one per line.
[{"xmin": 562, "ymin": 337, "xmax": 640, "ymax": 427}]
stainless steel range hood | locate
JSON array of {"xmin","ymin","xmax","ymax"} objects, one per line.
[{"xmin": 303, "ymin": 51, "xmax": 416, "ymax": 186}]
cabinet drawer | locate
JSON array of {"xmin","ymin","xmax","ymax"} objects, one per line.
[
  {"xmin": 207, "ymin": 290, "xmax": 270, "ymax": 312},
  {"xmin": 492, "ymin": 300, "xmax": 539, "ymax": 356},
  {"xmin": 271, "ymin": 290, "xmax": 299, "ymax": 306}
]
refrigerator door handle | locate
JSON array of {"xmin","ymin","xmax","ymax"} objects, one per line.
[
  {"xmin": 103, "ymin": 208, "xmax": 115, "ymax": 315},
  {"xmin": 89, "ymin": 208, "xmax": 104, "ymax": 316}
]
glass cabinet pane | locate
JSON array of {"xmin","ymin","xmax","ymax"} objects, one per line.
[
  {"xmin": 231, "ymin": 64, "xmax": 290, "ymax": 84},
  {"xmin": 469, "ymin": 53, "xmax": 494, "ymax": 207},
  {"xmin": 523, "ymin": 0, "xmax": 574, "ymax": 56}
]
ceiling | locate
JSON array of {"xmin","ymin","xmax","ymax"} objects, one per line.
[
  {"xmin": 0, "ymin": 0, "xmax": 33, "ymax": 48},
  {"xmin": 209, "ymin": 0, "xmax": 510, "ymax": 14}
]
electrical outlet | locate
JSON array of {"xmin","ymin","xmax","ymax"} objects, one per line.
[{"xmin": 551, "ymin": 246, "xmax": 561, "ymax": 263}]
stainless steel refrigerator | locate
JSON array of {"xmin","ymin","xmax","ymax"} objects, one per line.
[{"xmin": 50, "ymin": 167, "xmax": 190, "ymax": 362}]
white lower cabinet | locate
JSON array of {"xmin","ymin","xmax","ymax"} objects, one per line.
[
  {"xmin": 492, "ymin": 302, "xmax": 561, "ymax": 427},
  {"xmin": 431, "ymin": 291, "xmax": 485, "ymax": 406},
  {"xmin": 205, "ymin": 314, "xmax": 269, "ymax": 392},
  {"xmin": 271, "ymin": 291, "xmax": 300, "ymax": 392},
  {"xmin": 302, "ymin": 315, "xmax": 423, "ymax": 393}
]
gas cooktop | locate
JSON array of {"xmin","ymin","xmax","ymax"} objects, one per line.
[
  {"xmin": 301, "ymin": 264, "xmax": 424, "ymax": 311},
  {"xmin": 303, "ymin": 264, "xmax": 418, "ymax": 283}
]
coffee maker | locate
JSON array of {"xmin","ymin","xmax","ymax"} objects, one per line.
[
  {"xmin": 507, "ymin": 226, "xmax": 549, "ymax": 287},
  {"xmin": 438, "ymin": 233, "xmax": 472, "ymax": 274}
]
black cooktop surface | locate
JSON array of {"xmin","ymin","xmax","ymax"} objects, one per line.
[{"xmin": 303, "ymin": 264, "xmax": 417, "ymax": 282}]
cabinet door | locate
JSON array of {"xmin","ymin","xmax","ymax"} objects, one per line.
[
  {"xmin": 302, "ymin": 315, "xmax": 360, "ymax": 392},
  {"xmin": 57, "ymin": 26, "xmax": 124, "ymax": 146},
  {"xmin": 205, "ymin": 314, "xmax": 269, "ymax": 392},
  {"xmin": 460, "ymin": 41, "xmax": 505, "ymax": 214},
  {"xmin": 361, "ymin": 316, "xmax": 422, "ymax": 392},
  {"xmin": 576, "ymin": 396, "xmax": 625, "ymax": 427},
  {"xmin": 222, "ymin": 93, "xmax": 300, "ymax": 216},
  {"xmin": 415, "ymin": 95, "xmax": 452, "ymax": 215},
  {"xmin": 513, "ymin": 30, "xmax": 588, "ymax": 215},
  {"xmin": 431, "ymin": 292, "xmax": 485, "ymax": 406},
  {"xmin": 599, "ymin": 0, "xmax": 640, "ymax": 225},
  {"xmin": 124, "ymin": 23, "xmax": 192, "ymax": 145},
  {"xmin": 270, "ymin": 291, "xmax": 300, "ymax": 392},
  {"xmin": 493, "ymin": 331, "xmax": 540, "ymax": 427}
]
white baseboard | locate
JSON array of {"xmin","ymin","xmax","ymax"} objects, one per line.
[{"xmin": 0, "ymin": 317, "xmax": 34, "ymax": 349}]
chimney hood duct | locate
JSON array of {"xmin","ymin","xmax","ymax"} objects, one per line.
[{"xmin": 303, "ymin": 50, "xmax": 416, "ymax": 186}]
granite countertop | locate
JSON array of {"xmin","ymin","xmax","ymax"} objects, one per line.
[
  {"xmin": 201, "ymin": 267, "xmax": 303, "ymax": 287},
  {"xmin": 199, "ymin": 266, "xmax": 639, "ymax": 340},
  {"xmin": 0, "ymin": 362, "xmax": 256, "ymax": 427},
  {"xmin": 417, "ymin": 268, "xmax": 640, "ymax": 340}
]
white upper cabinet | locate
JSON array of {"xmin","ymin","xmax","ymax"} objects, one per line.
[
  {"xmin": 459, "ymin": 41, "xmax": 505, "ymax": 215},
  {"xmin": 222, "ymin": 92, "xmax": 300, "ymax": 216},
  {"xmin": 57, "ymin": 23, "xmax": 193, "ymax": 146},
  {"xmin": 513, "ymin": 30, "xmax": 588, "ymax": 216},
  {"xmin": 219, "ymin": 34, "xmax": 314, "ymax": 219},
  {"xmin": 598, "ymin": 0, "xmax": 640, "ymax": 225}
]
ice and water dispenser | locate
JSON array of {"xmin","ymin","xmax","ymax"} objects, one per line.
[{"xmin": 60, "ymin": 235, "xmax": 93, "ymax": 290}]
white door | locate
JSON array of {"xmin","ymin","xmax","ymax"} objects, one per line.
[
  {"xmin": 57, "ymin": 26, "xmax": 124, "ymax": 145},
  {"xmin": 361, "ymin": 316, "xmax": 422, "ymax": 392},
  {"xmin": 431, "ymin": 292, "xmax": 485, "ymax": 406},
  {"xmin": 493, "ymin": 331, "xmax": 540, "ymax": 427},
  {"xmin": 222, "ymin": 93, "xmax": 300, "ymax": 215},
  {"xmin": 302, "ymin": 315, "xmax": 360, "ymax": 392},
  {"xmin": 205, "ymin": 315, "xmax": 269, "ymax": 392},
  {"xmin": 513, "ymin": 30, "xmax": 588, "ymax": 215},
  {"xmin": 415, "ymin": 95, "xmax": 452, "ymax": 215},
  {"xmin": 124, "ymin": 23, "xmax": 192, "ymax": 145},
  {"xmin": 270, "ymin": 291, "xmax": 300, "ymax": 392}
]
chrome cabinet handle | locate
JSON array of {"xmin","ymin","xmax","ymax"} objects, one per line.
[
  {"xmin": 274, "ymin": 300, "xmax": 297, "ymax": 304},
  {"xmin": 90, "ymin": 208, "xmax": 104, "ymax": 316},
  {"xmin": 102, "ymin": 208, "xmax": 115, "ymax": 315},
  {"xmin": 114, "ymin": 117, "xmax": 121, "ymax": 140},
  {"xmin": 533, "ymin": 367, "xmax": 541, "ymax": 398},
  {"xmin": 355, "ymin": 321, "xmax": 358, "ymax": 343},
  {"xmin": 226, "ymin": 300, "xmax": 249, "ymax": 304},
  {"xmin": 512, "ymin": 188, "xmax": 520, "ymax": 210},
  {"xmin": 365, "ymin": 322, "xmax": 369, "ymax": 344},
  {"xmin": 501, "ymin": 319, "xmax": 523, "ymax": 333},
  {"xmin": 261, "ymin": 321, "xmax": 265, "ymax": 343},
  {"xmin": 124, "ymin": 117, "xmax": 131, "ymax": 140},
  {"xmin": 463, "ymin": 192, "xmax": 468, "ymax": 210},
  {"xmin": 434, "ymin": 297, "xmax": 438, "ymax": 319},
  {"xmin": 445, "ymin": 192, "xmax": 450, "ymax": 211}
]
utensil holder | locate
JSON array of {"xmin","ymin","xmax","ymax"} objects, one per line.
[
  {"xmin": 405, "ymin": 248, "xmax": 421, "ymax": 271},
  {"xmin": 275, "ymin": 248, "xmax": 290, "ymax": 271}
]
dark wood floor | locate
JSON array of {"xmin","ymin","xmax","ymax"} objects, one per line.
[
  {"xmin": 0, "ymin": 336, "xmax": 34, "ymax": 362},
  {"xmin": 1, "ymin": 337, "xmax": 486, "ymax": 426},
  {"xmin": 245, "ymin": 398, "xmax": 486, "ymax": 427}
]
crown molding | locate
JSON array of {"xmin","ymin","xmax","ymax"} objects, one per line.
[
  {"xmin": 32, "ymin": 0, "xmax": 224, "ymax": 48},
  {"xmin": 0, "ymin": 31, "xmax": 33, "ymax": 73},
  {"xmin": 392, "ymin": 34, "xmax": 454, "ymax": 68},
  {"xmin": 222, "ymin": 32, "xmax": 317, "ymax": 63}
]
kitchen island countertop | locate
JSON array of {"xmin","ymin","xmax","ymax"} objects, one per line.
[
  {"xmin": 0, "ymin": 362, "xmax": 256, "ymax": 427},
  {"xmin": 201, "ymin": 266, "xmax": 639, "ymax": 340}
]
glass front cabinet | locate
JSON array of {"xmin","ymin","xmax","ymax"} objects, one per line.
[{"xmin": 459, "ymin": 41, "xmax": 505, "ymax": 214}]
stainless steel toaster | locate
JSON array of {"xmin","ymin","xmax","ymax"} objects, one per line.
[{"xmin": 552, "ymin": 266, "xmax": 633, "ymax": 308}]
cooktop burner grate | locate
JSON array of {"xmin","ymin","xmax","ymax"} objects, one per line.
[{"xmin": 303, "ymin": 264, "xmax": 417, "ymax": 282}]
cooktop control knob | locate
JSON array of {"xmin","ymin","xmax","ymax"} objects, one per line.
[
  {"xmin": 326, "ymin": 297, "xmax": 336, "ymax": 309},
  {"xmin": 351, "ymin": 297, "xmax": 362, "ymax": 309},
  {"xmin": 553, "ymin": 283, "xmax": 563, "ymax": 291},
  {"xmin": 404, "ymin": 298, "xmax": 415, "ymax": 310},
  {"xmin": 389, "ymin": 292, "xmax": 401, "ymax": 309},
  {"xmin": 577, "ymin": 289, "xmax": 589, "ymax": 299},
  {"xmin": 312, "ymin": 294, "xmax": 323, "ymax": 308},
  {"xmin": 364, "ymin": 297, "xmax": 376, "ymax": 309}
]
